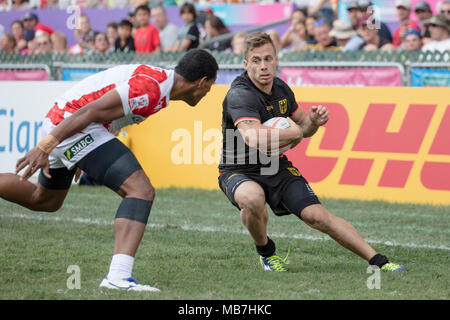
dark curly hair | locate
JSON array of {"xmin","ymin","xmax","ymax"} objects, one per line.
[{"xmin": 174, "ymin": 49, "xmax": 218, "ymax": 82}]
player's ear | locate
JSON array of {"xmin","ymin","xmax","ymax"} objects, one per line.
[
  {"xmin": 243, "ymin": 59, "xmax": 248, "ymax": 70},
  {"xmin": 197, "ymin": 76, "xmax": 208, "ymax": 87}
]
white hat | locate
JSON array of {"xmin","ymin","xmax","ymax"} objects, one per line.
[
  {"xmin": 329, "ymin": 20, "xmax": 357, "ymax": 39},
  {"xmin": 395, "ymin": 0, "xmax": 411, "ymax": 9}
]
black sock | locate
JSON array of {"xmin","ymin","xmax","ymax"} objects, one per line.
[
  {"xmin": 369, "ymin": 253, "xmax": 389, "ymax": 268},
  {"xmin": 255, "ymin": 237, "xmax": 276, "ymax": 258}
]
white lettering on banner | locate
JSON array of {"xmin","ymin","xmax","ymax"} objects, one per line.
[{"xmin": 0, "ymin": 81, "xmax": 76, "ymax": 174}]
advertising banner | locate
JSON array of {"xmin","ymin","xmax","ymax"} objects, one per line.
[
  {"xmin": 1, "ymin": 82, "xmax": 448, "ymax": 205},
  {"xmin": 0, "ymin": 81, "xmax": 75, "ymax": 176},
  {"xmin": 280, "ymin": 67, "xmax": 403, "ymax": 87},
  {"xmin": 0, "ymin": 70, "xmax": 48, "ymax": 81},
  {"xmin": 411, "ymin": 68, "xmax": 450, "ymax": 87}
]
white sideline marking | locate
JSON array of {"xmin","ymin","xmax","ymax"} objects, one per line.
[{"xmin": 1, "ymin": 212, "xmax": 449, "ymax": 251}]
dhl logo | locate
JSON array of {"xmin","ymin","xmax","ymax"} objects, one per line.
[{"xmin": 286, "ymin": 100, "xmax": 450, "ymax": 204}]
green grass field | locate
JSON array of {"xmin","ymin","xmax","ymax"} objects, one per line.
[{"xmin": 0, "ymin": 186, "xmax": 449, "ymax": 300}]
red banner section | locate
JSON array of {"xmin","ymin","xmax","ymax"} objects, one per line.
[
  {"xmin": 0, "ymin": 70, "xmax": 48, "ymax": 81},
  {"xmin": 280, "ymin": 67, "xmax": 403, "ymax": 87}
]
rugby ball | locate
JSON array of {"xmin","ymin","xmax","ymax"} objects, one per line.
[{"xmin": 261, "ymin": 117, "xmax": 292, "ymax": 156}]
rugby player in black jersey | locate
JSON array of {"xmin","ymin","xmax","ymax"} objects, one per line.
[{"xmin": 218, "ymin": 32, "xmax": 405, "ymax": 273}]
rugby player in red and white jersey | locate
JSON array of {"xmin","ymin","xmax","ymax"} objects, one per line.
[{"xmin": 0, "ymin": 49, "xmax": 218, "ymax": 292}]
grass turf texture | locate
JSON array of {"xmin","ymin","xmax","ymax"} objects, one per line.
[{"xmin": 0, "ymin": 186, "xmax": 449, "ymax": 300}]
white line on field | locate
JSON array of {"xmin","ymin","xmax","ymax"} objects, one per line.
[{"xmin": 1, "ymin": 212, "xmax": 449, "ymax": 251}]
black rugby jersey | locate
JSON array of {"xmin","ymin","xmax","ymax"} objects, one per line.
[{"xmin": 219, "ymin": 72, "xmax": 300, "ymax": 173}]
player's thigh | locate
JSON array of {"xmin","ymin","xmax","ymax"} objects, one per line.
[
  {"xmin": 280, "ymin": 176, "xmax": 321, "ymax": 220},
  {"xmin": 76, "ymin": 138, "xmax": 153, "ymax": 200},
  {"xmin": 34, "ymin": 167, "xmax": 76, "ymax": 211}
]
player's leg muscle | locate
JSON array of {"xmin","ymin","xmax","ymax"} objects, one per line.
[
  {"xmin": 0, "ymin": 170, "xmax": 71, "ymax": 212},
  {"xmin": 234, "ymin": 180, "xmax": 268, "ymax": 246}
]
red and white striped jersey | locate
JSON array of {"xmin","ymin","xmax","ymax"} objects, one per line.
[{"xmin": 44, "ymin": 64, "xmax": 174, "ymax": 132}]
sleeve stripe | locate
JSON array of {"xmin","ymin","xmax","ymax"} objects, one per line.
[
  {"xmin": 234, "ymin": 117, "xmax": 261, "ymax": 126},
  {"xmin": 291, "ymin": 105, "xmax": 300, "ymax": 115}
]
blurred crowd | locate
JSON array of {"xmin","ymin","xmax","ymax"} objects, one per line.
[{"xmin": 0, "ymin": 0, "xmax": 449, "ymax": 55}]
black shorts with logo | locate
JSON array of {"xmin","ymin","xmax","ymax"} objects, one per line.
[
  {"xmin": 218, "ymin": 165, "xmax": 321, "ymax": 220},
  {"xmin": 38, "ymin": 138, "xmax": 141, "ymax": 192}
]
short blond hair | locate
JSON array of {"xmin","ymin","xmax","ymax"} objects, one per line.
[{"xmin": 243, "ymin": 32, "xmax": 276, "ymax": 59}]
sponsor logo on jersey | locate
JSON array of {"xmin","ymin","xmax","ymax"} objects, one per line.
[
  {"xmin": 64, "ymin": 134, "xmax": 94, "ymax": 160},
  {"xmin": 129, "ymin": 94, "xmax": 149, "ymax": 110},
  {"xmin": 131, "ymin": 115, "xmax": 145, "ymax": 124}
]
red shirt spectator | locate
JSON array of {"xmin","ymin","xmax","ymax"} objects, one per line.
[
  {"xmin": 392, "ymin": 0, "xmax": 421, "ymax": 47},
  {"xmin": 134, "ymin": 5, "xmax": 161, "ymax": 53},
  {"xmin": 134, "ymin": 24, "xmax": 161, "ymax": 53}
]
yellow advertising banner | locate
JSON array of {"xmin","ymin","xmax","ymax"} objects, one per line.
[{"xmin": 126, "ymin": 86, "xmax": 450, "ymax": 205}]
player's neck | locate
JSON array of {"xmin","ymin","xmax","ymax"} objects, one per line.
[
  {"xmin": 252, "ymin": 79, "xmax": 273, "ymax": 95},
  {"xmin": 170, "ymin": 72, "xmax": 193, "ymax": 101}
]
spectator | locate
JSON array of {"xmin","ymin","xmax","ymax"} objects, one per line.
[
  {"xmin": 115, "ymin": 19, "xmax": 135, "ymax": 52},
  {"xmin": 308, "ymin": 0, "xmax": 335, "ymax": 24},
  {"xmin": 51, "ymin": 32, "xmax": 67, "ymax": 54},
  {"xmin": 0, "ymin": 33, "xmax": 16, "ymax": 54},
  {"xmin": 150, "ymin": 4, "xmax": 178, "ymax": 52},
  {"xmin": 267, "ymin": 29, "xmax": 283, "ymax": 54},
  {"xmin": 306, "ymin": 19, "xmax": 339, "ymax": 50},
  {"xmin": 359, "ymin": 0, "xmax": 393, "ymax": 43},
  {"xmin": 230, "ymin": 31, "xmax": 246, "ymax": 55},
  {"xmin": 347, "ymin": 1, "xmax": 361, "ymax": 30},
  {"xmin": 305, "ymin": 15, "xmax": 318, "ymax": 42},
  {"xmin": 403, "ymin": 28, "xmax": 423, "ymax": 51},
  {"xmin": 33, "ymin": 32, "xmax": 53, "ymax": 54},
  {"xmin": 281, "ymin": 8, "xmax": 308, "ymax": 49},
  {"xmin": 329, "ymin": 19, "xmax": 363, "ymax": 51},
  {"xmin": 10, "ymin": 20, "xmax": 28, "ymax": 54},
  {"xmin": 106, "ymin": 22, "xmax": 119, "ymax": 51},
  {"xmin": 91, "ymin": 32, "xmax": 111, "ymax": 54},
  {"xmin": 12, "ymin": 0, "xmax": 32, "ymax": 10},
  {"xmin": 203, "ymin": 15, "xmax": 231, "ymax": 51},
  {"xmin": 288, "ymin": 20, "xmax": 309, "ymax": 51},
  {"xmin": 422, "ymin": 13, "xmax": 450, "ymax": 52},
  {"xmin": 128, "ymin": 7, "xmax": 138, "ymax": 30},
  {"xmin": 134, "ymin": 5, "xmax": 161, "ymax": 53},
  {"xmin": 440, "ymin": 1, "xmax": 450, "ymax": 18},
  {"xmin": 414, "ymin": 1, "xmax": 433, "ymax": 43},
  {"xmin": 392, "ymin": 0, "xmax": 421, "ymax": 47},
  {"xmin": 23, "ymin": 12, "xmax": 54, "ymax": 42},
  {"xmin": 68, "ymin": 14, "xmax": 95, "ymax": 55},
  {"xmin": 196, "ymin": 7, "xmax": 213, "ymax": 44},
  {"xmin": 358, "ymin": 17, "xmax": 395, "ymax": 51},
  {"xmin": 172, "ymin": 2, "xmax": 200, "ymax": 52}
]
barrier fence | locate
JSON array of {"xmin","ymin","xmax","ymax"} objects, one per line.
[{"xmin": 0, "ymin": 51, "xmax": 449, "ymax": 86}]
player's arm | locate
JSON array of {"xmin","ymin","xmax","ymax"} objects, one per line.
[
  {"xmin": 236, "ymin": 118, "xmax": 302, "ymax": 150},
  {"xmin": 16, "ymin": 90, "xmax": 124, "ymax": 180},
  {"xmin": 290, "ymin": 104, "xmax": 328, "ymax": 138}
]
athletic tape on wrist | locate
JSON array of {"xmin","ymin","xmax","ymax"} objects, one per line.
[{"xmin": 37, "ymin": 135, "xmax": 60, "ymax": 154}]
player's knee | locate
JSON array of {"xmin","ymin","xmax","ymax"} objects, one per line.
[
  {"xmin": 120, "ymin": 170, "xmax": 155, "ymax": 201},
  {"xmin": 302, "ymin": 206, "xmax": 332, "ymax": 231},
  {"xmin": 236, "ymin": 190, "xmax": 265, "ymax": 213}
]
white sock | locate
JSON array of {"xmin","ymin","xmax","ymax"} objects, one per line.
[{"xmin": 107, "ymin": 254, "xmax": 135, "ymax": 280}]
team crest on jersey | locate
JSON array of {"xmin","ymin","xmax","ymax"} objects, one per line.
[
  {"xmin": 129, "ymin": 94, "xmax": 149, "ymax": 110},
  {"xmin": 278, "ymin": 99, "xmax": 288, "ymax": 114},
  {"xmin": 287, "ymin": 167, "xmax": 301, "ymax": 176}
]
